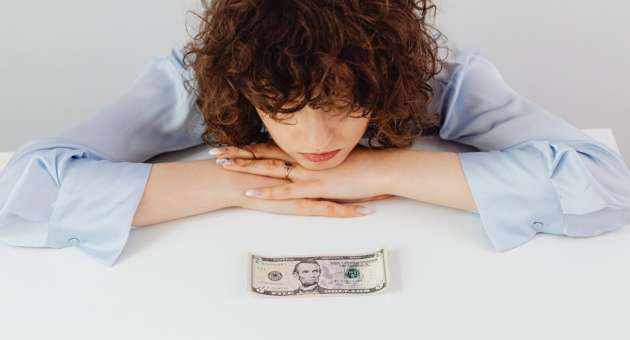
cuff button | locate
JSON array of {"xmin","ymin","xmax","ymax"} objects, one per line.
[
  {"xmin": 532, "ymin": 221, "xmax": 544, "ymax": 231},
  {"xmin": 67, "ymin": 237, "xmax": 80, "ymax": 245}
]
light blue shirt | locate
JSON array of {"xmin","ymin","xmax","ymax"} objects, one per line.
[{"xmin": 1, "ymin": 46, "xmax": 629, "ymax": 266}]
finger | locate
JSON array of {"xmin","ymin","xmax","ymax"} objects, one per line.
[
  {"xmin": 243, "ymin": 198, "xmax": 373, "ymax": 218},
  {"xmin": 331, "ymin": 194, "xmax": 395, "ymax": 204},
  {"xmin": 343, "ymin": 194, "xmax": 395, "ymax": 203},
  {"xmin": 218, "ymin": 158, "xmax": 305, "ymax": 180},
  {"xmin": 245, "ymin": 142, "xmax": 292, "ymax": 161},
  {"xmin": 208, "ymin": 146, "xmax": 258, "ymax": 159},
  {"xmin": 209, "ymin": 143, "xmax": 294, "ymax": 163},
  {"xmin": 243, "ymin": 182, "xmax": 319, "ymax": 200}
]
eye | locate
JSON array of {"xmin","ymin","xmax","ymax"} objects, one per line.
[{"xmin": 271, "ymin": 112, "xmax": 298, "ymax": 125}]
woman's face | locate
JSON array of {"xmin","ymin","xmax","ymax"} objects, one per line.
[{"xmin": 254, "ymin": 104, "xmax": 370, "ymax": 170}]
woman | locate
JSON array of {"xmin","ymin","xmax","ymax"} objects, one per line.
[{"xmin": 1, "ymin": 0, "xmax": 629, "ymax": 266}]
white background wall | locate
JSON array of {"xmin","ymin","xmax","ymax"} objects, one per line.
[{"xmin": 1, "ymin": 0, "xmax": 628, "ymax": 161}]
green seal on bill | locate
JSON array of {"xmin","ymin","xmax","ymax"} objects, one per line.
[{"xmin": 345, "ymin": 267, "xmax": 360, "ymax": 279}]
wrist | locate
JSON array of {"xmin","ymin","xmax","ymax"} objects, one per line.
[
  {"xmin": 374, "ymin": 148, "xmax": 413, "ymax": 197},
  {"xmin": 196, "ymin": 161, "xmax": 241, "ymax": 210},
  {"xmin": 222, "ymin": 168, "xmax": 248, "ymax": 208},
  {"xmin": 381, "ymin": 148, "xmax": 447, "ymax": 198},
  {"xmin": 222, "ymin": 165, "xmax": 289, "ymax": 207}
]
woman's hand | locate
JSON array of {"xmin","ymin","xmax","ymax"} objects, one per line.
[{"xmin": 210, "ymin": 142, "xmax": 398, "ymax": 207}]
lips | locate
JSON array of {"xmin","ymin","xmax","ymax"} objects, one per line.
[{"xmin": 300, "ymin": 149, "xmax": 341, "ymax": 162}]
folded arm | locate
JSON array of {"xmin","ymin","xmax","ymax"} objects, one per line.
[
  {"xmin": 402, "ymin": 47, "xmax": 630, "ymax": 250},
  {"xmin": 0, "ymin": 47, "xmax": 210, "ymax": 265}
]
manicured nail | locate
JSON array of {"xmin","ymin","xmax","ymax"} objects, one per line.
[
  {"xmin": 216, "ymin": 158, "xmax": 232, "ymax": 165},
  {"xmin": 208, "ymin": 148, "xmax": 225, "ymax": 155},
  {"xmin": 244, "ymin": 189, "xmax": 259, "ymax": 197},
  {"xmin": 356, "ymin": 206, "xmax": 373, "ymax": 215}
]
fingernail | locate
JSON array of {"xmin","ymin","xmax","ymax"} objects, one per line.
[
  {"xmin": 208, "ymin": 148, "xmax": 225, "ymax": 156},
  {"xmin": 244, "ymin": 189, "xmax": 259, "ymax": 197},
  {"xmin": 216, "ymin": 158, "xmax": 232, "ymax": 165},
  {"xmin": 356, "ymin": 206, "xmax": 373, "ymax": 215}
]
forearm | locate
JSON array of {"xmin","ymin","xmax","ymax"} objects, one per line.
[
  {"xmin": 387, "ymin": 149, "xmax": 478, "ymax": 212},
  {"xmin": 132, "ymin": 159, "xmax": 289, "ymax": 226},
  {"xmin": 131, "ymin": 160, "xmax": 233, "ymax": 226}
]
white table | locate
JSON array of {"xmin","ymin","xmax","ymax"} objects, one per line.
[{"xmin": 1, "ymin": 129, "xmax": 628, "ymax": 340}]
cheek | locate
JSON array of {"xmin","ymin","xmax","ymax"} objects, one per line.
[
  {"xmin": 265, "ymin": 125, "xmax": 298, "ymax": 148},
  {"xmin": 339, "ymin": 117, "xmax": 370, "ymax": 142}
]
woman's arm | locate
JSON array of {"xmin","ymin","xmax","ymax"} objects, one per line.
[
  {"xmin": 131, "ymin": 160, "xmax": 287, "ymax": 227},
  {"xmin": 132, "ymin": 161, "xmax": 233, "ymax": 227},
  {"xmin": 425, "ymin": 46, "xmax": 630, "ymax": 251},
  {"xmin": 0, "ymin": 47, "xmax": 206, "ymax": 266},
  {"xmin": 133, "ymin": 157, "xmax": 369, "ymax": 227},
  {"xmin": 385, "ymin": 150, "xmax": 477, "ymax": 213}
]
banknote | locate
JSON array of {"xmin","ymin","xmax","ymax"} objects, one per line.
[{"xmin": 249, "ymin": 248, "xmax": 388, "ymax": 296}]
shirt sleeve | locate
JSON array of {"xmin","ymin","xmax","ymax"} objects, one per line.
[
  {"xmin": 433, "ymin": 46, "xmax": 630, "ymax": 251},
  {"xmin": 0, "ymin": 47, "xmax": 205, "ymax": 266}
]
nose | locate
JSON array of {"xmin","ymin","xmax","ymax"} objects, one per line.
[{"xmin": 299, "ymin": 109, "xmax": 334, "ymax": 151}]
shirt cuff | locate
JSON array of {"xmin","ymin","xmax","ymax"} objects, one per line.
[
  {"xmin": 0, "ymin": 147, "xmax": 152, "ymax": 266},
  {"xmin": 457, "ymin": 141, "xmax": 566, "ymax": 251}
]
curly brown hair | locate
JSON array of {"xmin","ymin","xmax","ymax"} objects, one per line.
[{"xmin": 181, "ymin": 0, "xmax": 450, "ymax": 149}]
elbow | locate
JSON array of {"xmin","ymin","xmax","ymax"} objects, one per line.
[
  {"xmin": 548, "ymin": 140, "xmax": 630, "ymax": 212},
  {"xmin": 549, "ymin": 140, "xmax": 630, "ymax": 237},
  {"xmin": 1, "ymin": 148, "xmax": 65, "ymax": 213},
  {"xmin": 0, "ymin": 145, "xmax": 92, "ymax": 222}
]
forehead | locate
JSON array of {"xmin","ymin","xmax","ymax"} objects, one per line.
[
  {"xmin": 297, "ymin": 262, "xmax": 320, "ymax": 270},
  {"xmin": 246, "ymin": 76, "xmax": 358, "ymax": 114}
]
